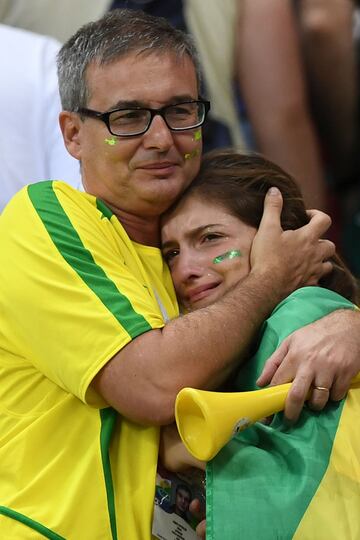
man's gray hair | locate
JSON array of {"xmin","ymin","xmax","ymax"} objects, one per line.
[{"xmin": 57, "ymin": 8, "xmax": 201, "ymax": 112}]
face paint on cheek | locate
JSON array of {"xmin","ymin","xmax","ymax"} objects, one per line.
[
  {"xmin": 104, "ymin": 137, "xmax": 117, "ymax": 146},
  {"xmin": 213, "ymin": 250, "xmax": 242, "ymax": 264},
  {"xmin": 193, "ymin": 129, "xmax": 202, "ymax": 142},
  {"xmin": 184, "ymin": 148, "xmax": 200, "ymax": 160}
]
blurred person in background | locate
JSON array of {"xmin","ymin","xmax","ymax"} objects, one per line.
[
  {"xmin": 0, "ymin": 0, "xmax": 110, "ymax": 42},
  {"xmin": 236, "ymin": 0, "xmax": 359, "ymax": 274},
  {"xmin": 0, "ymin": 24, "xmax": 80, "ymax": 211}
]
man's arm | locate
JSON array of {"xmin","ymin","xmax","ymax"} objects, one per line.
[{"xmin": 93, "ymin": 188, "xmax": 334, "ymax": 425}]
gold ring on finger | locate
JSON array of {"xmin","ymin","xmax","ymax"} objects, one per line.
[{"xmin": 313, "ymin": 385, "xmax": 329, "ymax": 392}]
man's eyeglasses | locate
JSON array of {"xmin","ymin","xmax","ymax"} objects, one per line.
[{"xmin": 76, "ymin": 100, "xmax": 210, "ymax": 137}]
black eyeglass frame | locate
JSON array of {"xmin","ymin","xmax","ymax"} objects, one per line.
[{"xmin": 76, "ymin": 99, "xmax": 210, "ymax": 137}]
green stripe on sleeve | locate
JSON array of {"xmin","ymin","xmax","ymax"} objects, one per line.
[
  {"xmin": 100, "ymin": 408, "xmax": 118, "ymax": 540},
  {"xmin": 27, "ymin": 182, "xmax": 151, "ymax": 338},
  {"xmin": 0, "ymin": 506, "xmax": 66, "ymax": 539}
]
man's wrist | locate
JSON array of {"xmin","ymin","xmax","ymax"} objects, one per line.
[
  {"xmin": 248, "ymin": 265, "xmax": 287, "ymax": 308},
  {"xmin": 228, "ymin": 268, "xmax": 283, "ymax": 331}
]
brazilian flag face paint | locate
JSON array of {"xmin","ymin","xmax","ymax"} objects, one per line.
[
  {"xmin": 104, "ymin": 137, "xmax": 117, "ymax": 146},
  {"xmin": 213, "ymin": 250, "xmax": 242, "ymax": 264},
  {"xmin": 184, "ymin": 148, "xmax": 201, "ymax": 160}
]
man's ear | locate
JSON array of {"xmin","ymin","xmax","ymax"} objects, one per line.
[{"xmin": 59, "ymin": 111, "xmax": 82, "ymax": 160}]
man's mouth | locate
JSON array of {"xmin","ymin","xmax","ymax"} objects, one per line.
[{"xmin": 138, "ymin": 161, "xmax": 178, "ymax": 174}]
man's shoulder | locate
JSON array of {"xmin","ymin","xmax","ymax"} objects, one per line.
[
  {"xmin": 27, "ymin": 179, "xmax": 84, "ymax": 198},
  {"xmin": 27, "ymin": 179, "xmax": 96, "ymax": 213},
  {"xmin": 1, "ymin": 180, "xmax": 96, "ymax": 230}
]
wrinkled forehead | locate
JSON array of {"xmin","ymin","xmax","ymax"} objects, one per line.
[
  {"xmin": 85, "ymin": 50, "xmax": 199, "ymax": 102},
  {"xmin": 162, "ymin": 191, "xmax": 224, "ymax": 226},
  {"xmin": 161, "ymin": 194, "xmax": 230, "ymax": 248}
]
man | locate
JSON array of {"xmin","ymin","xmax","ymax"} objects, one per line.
[{"xmin": 0, "ymin": 9, "xmax": 359, "ymax": 540}]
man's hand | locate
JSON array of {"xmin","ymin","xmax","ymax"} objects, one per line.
[
  {"xmin": 257, "ymin": 309, "xmax": 360, "ymax": 422},
  {"xmin": 250, "ymin": 188, "xmax": 335, "ymax": 300}
]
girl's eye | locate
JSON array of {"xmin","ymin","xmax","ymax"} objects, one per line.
[
  {"xmin": 202, "ymin": 233, "xmax": 222, "ymax": 243},
  {"xmin": 163, "ymin": 249, "xmax": 179, "ymax": 265}
]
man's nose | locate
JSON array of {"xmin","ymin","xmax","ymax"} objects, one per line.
[{"xmin": 142, "ymin": 113, "xmax": 174, "ymax": 150}]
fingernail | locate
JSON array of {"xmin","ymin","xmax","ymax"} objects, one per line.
[{"xmin": 269, "ymin": 187, "xmax": 280, "ymax": 196}]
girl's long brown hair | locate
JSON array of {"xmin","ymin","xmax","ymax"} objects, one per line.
[{"xmin": 179, "ymin": 149, "xmax": 358, "ymax": 303}]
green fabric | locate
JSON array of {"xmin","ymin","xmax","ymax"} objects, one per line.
[
  {"xmin": 206, "ymin": 287, "xmax": 354, "ymax": 540},
  {"xmin": 100, "ymin": 408, "xmax": 118, "ymax": 540}
]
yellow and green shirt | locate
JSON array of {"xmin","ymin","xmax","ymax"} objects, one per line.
[{"xmin": 0, "ymin": 181, "xmax": 178, "ymax": 539}]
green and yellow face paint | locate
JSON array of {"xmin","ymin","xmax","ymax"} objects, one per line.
[
  {"xmin": 184, "ymin": 148, "xmax": 201, "ymax": 160},
  {"xmin": 104, "ymin": 137, "xmax": 117, "ymax": 146},
  {"xmin": 184, "ymin": 129, "xmax": 202, "ymax": 160},
  {"xmin": 213, "ymin": 250, "xmax": 242, "ymax": 264}
]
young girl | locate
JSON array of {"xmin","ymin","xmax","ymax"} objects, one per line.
[{"xmin": 160, "ymin": 150, "xmax": 360, "ymax": 539}]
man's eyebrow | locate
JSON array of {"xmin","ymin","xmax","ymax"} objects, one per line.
[
  {"xmin": 162, "ymin": 224, "xmax": 223, "ymax": 251},
  {"xmin": 109, "ymin": 95, "xmax": 198, "ymax": 110},
  {"xmin": 109, "ymin": 100, "xmax": 146, "ymax": 109},
  {"xmin": 166, "ymin": 94, "xmax": 198, "ymax": 104}
]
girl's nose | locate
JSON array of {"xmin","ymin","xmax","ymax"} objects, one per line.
[{"xmin": 173, "ymin": 250, "xmax": 208, "ymax": 285}]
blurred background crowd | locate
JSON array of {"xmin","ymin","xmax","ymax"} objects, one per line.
[{"xmin": 0, "ymin": 0, "xmax": 359, "ymax": 277}]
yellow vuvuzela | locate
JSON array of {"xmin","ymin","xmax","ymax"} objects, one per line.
[{"xmin": 175, "ymin": 374, "xmax": 360, "ymax": 461}]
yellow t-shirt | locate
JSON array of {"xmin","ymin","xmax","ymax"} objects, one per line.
[{"xmin": 0, "ymin": 181, "xmax": 179, "ymax": 539}]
